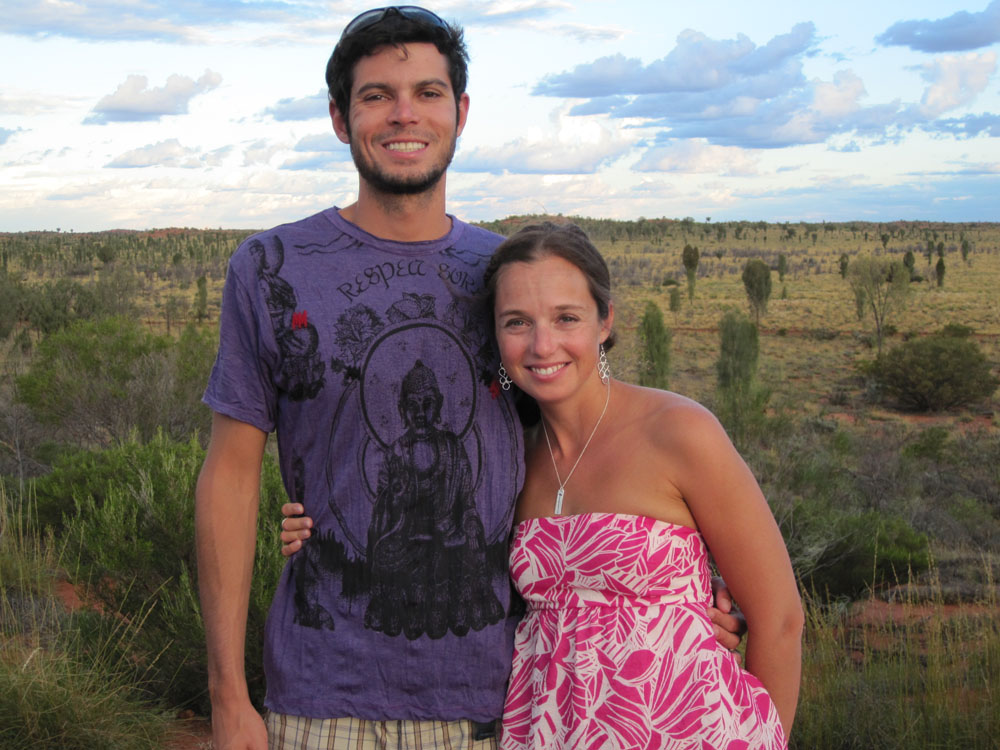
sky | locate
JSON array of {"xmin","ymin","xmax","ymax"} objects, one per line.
[{"xmin": 2, "ymin": 0, "xmax": 999, "ymax": 231}]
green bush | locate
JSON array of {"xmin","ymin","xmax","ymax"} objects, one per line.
[
  {"xmin": 60, "ymin": 432, "xmax": 288, "ymax": 712},
  {"xmin": 796, "ymin": 508, "xmax": 930, "ymax": 599},
  {"xmin": 16, "ymin": 317, "xmax": 215, "ymax": 447},
  {"xmin": 0, "ymin": 486, "xmax": 168, "ymax": 750},
  {"xmin": 872, "ymin": 329, "xmax": 998, "ymax": 411},
  {"xmin": 0, "ymin": 612, "xmax": 169, "ymax": 750},
  {"xmin": 795, "ymin": 586, "xmax": 1000, "ymax": 749}
]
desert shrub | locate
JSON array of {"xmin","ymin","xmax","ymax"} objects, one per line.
[
  {"xmin": 16, "ymin": 317, "xmax": 168, "ymax": 445},
  {"xmin": 795, "ymin": 586, "xmax": 1000, "ymax": 749},
  {"xmin": 804, "ymin": 511, "xmax": 929, "ymax": 598},
  {"xmin": 0, "ymin": 487, "xmax": 168, "ymax": 750},
  {"xmin": 0, "ymin": 274, "xmax": 25, "ymax": 340},
  {"xmin": 747, "ymin": 421, "xmax": 943, "ymax": 599},
  {"xmin": 61, "ymin": 432, "xmax": 288, "ymax": 712},
  {"xmin": 872, "ymin": 330, "xmax": 998, "ymax": 411},
  {"xmin": 0, "ymin": 612, "xmax": 169, "ymax": 750},
  {"xmin": 16, "ymin": 318, "xmax": 215, "ymax": 447},
  {"xmin": 808, "ymin": 328, "xmax": 838, "ymax": 341},
  {"xmin": 900, "ymin": 427, "xmax": 1000, "ymax": 549}
]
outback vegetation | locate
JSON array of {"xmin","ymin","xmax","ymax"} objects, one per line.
[{"xmin": 1, "ymin": 218, "xmax": 998, "ymax": 748}]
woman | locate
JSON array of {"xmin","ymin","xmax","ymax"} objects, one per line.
[{"xmin": 282, "ymin": 223, "xmax": 803, "ymax": 748}]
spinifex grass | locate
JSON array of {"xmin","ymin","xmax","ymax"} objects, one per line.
[
  {"xmin": 793, "ymin": 574, "xmax": 1000, "ymax": 749},
  {"xmin": 0, "ymin": 485, "xmax": 169, "ymax": 750}
]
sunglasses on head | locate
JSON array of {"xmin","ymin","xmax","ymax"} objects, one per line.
[{"xmin": 340, "ymin": 6, "xmax": 449, "ymax": 39}]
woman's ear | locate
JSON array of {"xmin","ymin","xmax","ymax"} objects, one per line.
[{"xmin": 600, "ymin": 301, "xmax": 615, "ymax": 343}]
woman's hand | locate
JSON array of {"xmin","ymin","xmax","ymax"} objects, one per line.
[{"xmin": 279, "ymin": 502, "xmax": 313, "ymax": 556}]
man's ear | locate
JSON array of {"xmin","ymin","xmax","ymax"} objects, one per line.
[
  {"xmin": 455, "ymin": 92, "xmax": 470, "ymax": 137},
  {"xmin": 331, "ymin": 101, "xmax": 350, "ymax": 144}
]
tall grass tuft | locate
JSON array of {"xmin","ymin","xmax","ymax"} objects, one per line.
[
  {"xmin": 793, "ymin": 571, "xmax": 1000, "ymax": 749},
  {"xmin": 0, "ymin": 484, "xmax": 168, "ymax": 750}
]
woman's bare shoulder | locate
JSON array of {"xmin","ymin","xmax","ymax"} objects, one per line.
[
  {"xmin": 620, "ymin": 384, "xmax": 728, "ymax": 453},
  {"xmin": 622, "ymin": 383, "xmax": 718, "ymax": 425}
]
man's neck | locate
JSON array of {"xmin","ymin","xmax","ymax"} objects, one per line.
[{"xmin": 340, "ymin": 183, "xmax": 452, "ymax": 242}]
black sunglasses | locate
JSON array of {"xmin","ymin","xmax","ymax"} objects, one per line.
[{"xmin": 340, "ymin": 6, "xmax": 449, "ymax": 39}]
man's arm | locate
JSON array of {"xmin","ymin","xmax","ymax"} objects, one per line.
[{"xmin": 196, "ymin": 412, "xmax": 269, "ymax": 750}]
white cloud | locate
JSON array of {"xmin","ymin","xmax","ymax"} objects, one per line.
[
  {"xmin": 916, "ymin": 52, "xmax": 997, "ymax": 117},
  {"xmin": 0, "ymin": 90, "xmax": 64, "ymax": 116},
  {"xmin": 634, "ymin": 140, "xmax": 759, "ymax": 176},
  {"xmin": 106, "ymin": 139, "xmax": 203, "ymax": 168},
  {"xmin": 85, "ymin": 70, "xmax": 222, "ymax": 124},
  {"xmin": 242, "ymin": 139, "xmax": 286, "ymax": 167},
  {"xmin": 262, "ymin": 90, "xmax": 328, "ymax": 121},
  {"xmin": 455, "ymin": 108, "xmax": 635, "ymax": 173},
  {"xmin": 2, "ymin": 0, "xmax": 320, "ymax": 42},
  {"xmin": 876, "ymin": 1, "xmax": 1000, "ymax": 53}
]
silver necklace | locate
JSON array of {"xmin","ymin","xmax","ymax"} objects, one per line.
[{"xmin": 541, "ymin": 382, "xmax": 611, "ymax": 515}]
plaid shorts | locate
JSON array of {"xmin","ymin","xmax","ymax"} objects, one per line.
[{"xmin": 266, "ymin": 712, "xmax": 500, "ymax": 750}]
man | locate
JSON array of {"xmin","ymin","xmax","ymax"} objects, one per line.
[{"xmin": 196, "ymin": 8, "xmax": 742, "ymax": 750}]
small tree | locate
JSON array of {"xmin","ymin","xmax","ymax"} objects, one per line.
[
  {"xmin": 777, "ymin": 253, "xmax": 788, "ymax": 282},
  {"xmin": 668, "ymin": 287, "xmax": 681, "ymax": 320},
  {"xmin": 715, "ymin": 310, "xmax": 768, "ymax": 447},
  {"xmin": 961, "ymin": 238, "xmax": 971, "ymax": 263},
  {"xmin": 848, "ymin": 256, "xmax": 910, "ymax": 355},
  {"xmin": 682, "ymin": 244, "xmax": 699, "ymax": 302},
  {"xmin": 164, "ymin": 294, "xmax": 189, "ymax": 335},
  {"xmin": 741, "ymin": 259, "xmax": 772, "ymax": 324},
  {"xmin": 717, "ymin": 310, "xmax": 759, "ymax": 392},
  {"xmin": 638, "ymin": 301, "xmax": 671, "ymax": 389},
  {"xmin": 903, "ymin": 250, "xmax": 915, "ymax": 276},
  {"xmin": 839, "ymin": 253, "xmax": 849, "ymax": 279},
  {"xmin": 195, "ymin": 275, "xmax": 209, "ymax": 322},
  {"xmin": 935, "ymin": 257, "xmax": 945, "ymax": 287}
]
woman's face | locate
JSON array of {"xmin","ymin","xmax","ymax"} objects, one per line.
[{"xmin": 493, "ymin": 254, "xmax": 612, "ymax": 406}]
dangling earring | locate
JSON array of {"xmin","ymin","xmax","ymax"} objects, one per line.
[
  {"xmin": 598, "ymin": 344, "xmax": 610, "ymax": 385},
  {"xmin": 498, "ymin": 363, "xmax": 512, "ymax": 391}
]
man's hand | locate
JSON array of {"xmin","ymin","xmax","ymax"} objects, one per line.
[
  {"xmin": 211, "ymin": 699, "xmax": 267, "ymax": 750},
  {"xmin": 280, "ymin": 502, "xmax": 312, "ymax": 557},
  {"xmin": 708, "ymin": 576, "xmax": 747, "ymax": 653}
]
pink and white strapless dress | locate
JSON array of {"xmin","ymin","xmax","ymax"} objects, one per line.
[{"xmin": 501, "ymin": 513, "xmax": 786, "ymax": 750}]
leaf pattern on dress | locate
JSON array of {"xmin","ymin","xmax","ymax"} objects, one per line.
[{"xmin": 502, "ymin": 513, "xmax": 787, "ymax": 750}]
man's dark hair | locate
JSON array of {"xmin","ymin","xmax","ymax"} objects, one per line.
[{"xmin": 326, "ymin": 9, "xmax": 469, "ymax": 127}]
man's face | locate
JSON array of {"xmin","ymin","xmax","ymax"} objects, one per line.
[{"xmin": 332, "ymin": 43, "xmax": 469, "ymax": 196}]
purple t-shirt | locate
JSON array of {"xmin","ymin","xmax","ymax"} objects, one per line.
[{"xmin": 203, "ymin": 208, "xmax": 525, "ymax": 721}]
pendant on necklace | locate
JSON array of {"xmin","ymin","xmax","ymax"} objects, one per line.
[{"xmin": 555, "ymin": 487, "xmax": 565, "ymax": 515}]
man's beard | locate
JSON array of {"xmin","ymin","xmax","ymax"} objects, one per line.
[{"xmin": 350, "ymin": 131, "xmax": 457, "ymax": 196}]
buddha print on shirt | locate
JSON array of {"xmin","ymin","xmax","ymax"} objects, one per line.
[{"xmin": 252, "ymin": 230, "xmax": 519, "ymax": 641}]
